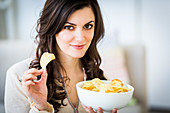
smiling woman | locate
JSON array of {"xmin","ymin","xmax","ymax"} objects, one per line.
[
  {"xmin": 56, "ymin": 7, "xmax": 95, "ymax": 58},
  {"xmin": 4, "ymin": 0, "xmax": 117, "ymax": 113}
]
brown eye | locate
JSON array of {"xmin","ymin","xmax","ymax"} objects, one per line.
[
  {"xmin": 84, "ymin": 24, "xmax": 93, "ymax": 30},
  {"xmin": 64, "ymin": 26, "xmax": 74, "ymax": 30}
]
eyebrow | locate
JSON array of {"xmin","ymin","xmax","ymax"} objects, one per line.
[{"xmin": 65, "ymin": 21, "xmax": 95, "ymax": 26}]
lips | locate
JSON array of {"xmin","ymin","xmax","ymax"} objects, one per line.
[{"xmin": 70, "ymin": 44, "xmax": 85, "ymax": 50}]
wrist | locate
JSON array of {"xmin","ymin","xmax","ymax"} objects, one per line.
[{"xmin": 33, "ymin": 102, "xmax": 47, "ymax": 111}]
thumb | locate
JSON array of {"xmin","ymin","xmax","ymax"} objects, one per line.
[{"xmin": 40, "ymin": 68, "xmax": 48, "ymax": 83}]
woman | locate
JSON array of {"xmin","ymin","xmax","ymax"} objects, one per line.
[{"xmin": 5, "ymin": 0, "xmax": 117, "ymax": 113}]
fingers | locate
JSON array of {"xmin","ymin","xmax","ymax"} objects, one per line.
[
  {"xmin": 82, "ymin": 104, "xmax": 117, "ymax": 113},
  {"xmin": 97, "ymin": 107, "xmax": 103, "ymax": 113},
  {"xmin": 88, "ymin": 106, "xmax": 96, "ymax": 113},
  {"xmin": 39, "ymin": 69, "xmax": 48, "ymax": 83},
  {"xmin": 97, "ymin": 107, "xmax": 117, "ymax": 113},
  {"xmin": 22, "ymin": 68, "xmax": 43, "ymax": 86},
  {"xmin": 22, "ymin": 74, "xmax": 37, "ymax": 82},
  {"xmin": 23, "ymin": 68, "xmax": 43, "ymax": 81},
  {"xmin": 112, "ymin": 108, "xmax": 117, "ymax": 113},
  {"xmin": 82, "ymin": 104, "xmax": 89, "ymax": 112},
  {"xmin": 82, "ymin": 105, "xmax": 96, "ymax": 113},
  {"xmin": 22, "ymin": 80, "xmax": 35, "ymax": 86},
  {"xmin": 22, "ymin": 68, "xmax": 48, "ymax": 86},
  {"xmin": 24, "ymin": 68, "xmax": 43, "ymax": 75}
]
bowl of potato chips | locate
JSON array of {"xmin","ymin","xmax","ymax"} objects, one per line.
[{"xmin": 76, "ymin": 78, "xmax": 134, "ymax": 112}]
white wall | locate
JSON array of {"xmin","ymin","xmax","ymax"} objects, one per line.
[
  {"xmin": 141, "ymin": 0, "xmax": 170, "ymax": 108},
  {"xmin": 98, "ymin": 0, "xmax": 138, "ymax": 48},
  {"xmin": 16, "ymin": 0, "xmax": 45, "ymax": 40},
  {"xmin": 98, "ymin": 0, "xmax": 170, "ymax": 109}
]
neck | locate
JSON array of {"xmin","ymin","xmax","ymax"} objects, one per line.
[
  {"xmin": 59, "ymin": 54, "xmax": 83, "ymax": 76},
  {"xmin": 56, "ymin": 46, "xmax": 83, "ymax": 77},
  {"xmin": 62, "ymin": 57, "xmax": 81, "ymax": 70}
]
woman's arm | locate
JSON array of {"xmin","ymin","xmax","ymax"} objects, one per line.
[{"xmin": 4, "ymin": 65, "xmax": 54, "ymax": 113}]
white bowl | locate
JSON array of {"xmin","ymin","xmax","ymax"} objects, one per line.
[{"xmin": 76, "ymin": 80, "xmax": 134, "ymax": 112}]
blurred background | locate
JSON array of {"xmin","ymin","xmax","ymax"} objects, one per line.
[{"xmin": 0, "ymin": 0, "xmax": 170, "ymax": 113}]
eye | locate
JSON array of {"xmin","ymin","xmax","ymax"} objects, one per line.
[
  {"xmin": 84, "ymin": 24, "xmax": 93, "ymax": 30},
  {"xmin": 64, "ymin": 26, "xmax": 74, "ymax": 30}
]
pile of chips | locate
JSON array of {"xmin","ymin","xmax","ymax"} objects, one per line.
[{"xmin": 82, "ymin": 78, "xmax": 131, "ymax": 93}]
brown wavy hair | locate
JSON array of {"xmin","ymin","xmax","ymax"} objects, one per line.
[{"xmin": 29, "ymin": 0, "xmax": 106, "ymax": 112}]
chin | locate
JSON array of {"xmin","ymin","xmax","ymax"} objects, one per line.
[
  {"xmin": 71, "ymin": 53, "xmax": 85, "ymax": 58},
  {"xmin": 72, "ymin": 55, "xmax": 84, "ymax": 58}
]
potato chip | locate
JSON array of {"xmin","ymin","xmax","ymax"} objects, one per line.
[
  {"xmin": 91, "ymin": 88, "xmax": 100, "ymax": 92},
  {"xmin": 110, "ymin": 79, "xmax": 123, "ymax": 87},
  {"xmin": 91, "ymin": 78, "xmax": 102, "ymax": 90},
  {"xmin": 81, "ymin": 78, "xmax": 131, "ymax": 93},
  {"xmin": 82, "ymin": 81, "xmax": 96, "ymax": 90},
  {"xmin": 99, "ymin": 84, "xmax": 114, "ymax": 93},
  {"xmin": 40, "ymin": 52, "xmax": 55, "ymax": 69}
]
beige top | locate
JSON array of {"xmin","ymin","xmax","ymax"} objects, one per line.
[{"xmin": 5, "ymin": 58, "xmax": 87, "ymax": 113}]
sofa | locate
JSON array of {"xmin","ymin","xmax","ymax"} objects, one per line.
[{"xmin": 0, "ymin": 41, "xmax": 147, "ymax": 113}]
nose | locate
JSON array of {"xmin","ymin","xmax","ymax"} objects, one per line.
[{"xmin": 75, "ymin": 28, "xmax": 85, "ymax": 42}]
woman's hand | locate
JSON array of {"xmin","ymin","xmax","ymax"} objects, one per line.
[
  {"xmin": 82, "ymin": 105, "xmax": 117, "ymax": 113},
  {"xmin": 22, "ymin": 68, "xmax": 48, "ymax": 111}
]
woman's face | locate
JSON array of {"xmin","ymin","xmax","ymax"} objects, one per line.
[{"xmin": 56, "ymin": 7, "xmax": 95, "ymax": 59}]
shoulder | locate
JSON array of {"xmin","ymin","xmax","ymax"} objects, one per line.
[
  {"xmin": 5, "ymin": 58, "xmax": 34, "ymax": 112},
  {"xmin": 6, "ymin": 58, "xmax": 33, "ymax": 80}
]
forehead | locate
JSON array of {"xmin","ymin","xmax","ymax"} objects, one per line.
[{"xmin": 66, "ymin": 7, "xmax": 95, "ymax": 24}]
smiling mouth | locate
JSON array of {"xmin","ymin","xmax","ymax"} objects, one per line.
[{"xmin": 70, "ymin": 44, "xmax": 85, "ymax": 49}]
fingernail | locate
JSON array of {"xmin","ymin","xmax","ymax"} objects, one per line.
[
  {"xmin": 34, "ymin": 76, "xmax": 37, "ymax": 80},
  {"xmin": 97, "ymin": 107, "xmax": 102, "ymax": 111},
  {"xmin": 112, "ymin": 109, "xmax": 117, "ymax": 113}
]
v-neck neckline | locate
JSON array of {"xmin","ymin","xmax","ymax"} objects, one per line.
[
  {"xmin": 63, "ymin": 80, "xmax": 79, "ymax": 113},
  {"xmin": 60, "ymin": 68, "xmax": 87, "ymax": 113}
]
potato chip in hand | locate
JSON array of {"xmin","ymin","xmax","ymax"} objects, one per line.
[{"xmin": 40, "ymin": 52, "xmax": 55, "ymax": 70}]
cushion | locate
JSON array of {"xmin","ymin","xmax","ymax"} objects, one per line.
[{"xmin": 99, "ymin": 46, "xmax": 130, "ymax": 83}]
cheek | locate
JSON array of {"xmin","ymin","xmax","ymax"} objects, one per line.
[
  {"xmin": 56, "ymin": 32, "xmax": 73, "ymax": 44},
  {"xmin": 86, "ymin": 31, "xmax": 94, "ymax": 42}
]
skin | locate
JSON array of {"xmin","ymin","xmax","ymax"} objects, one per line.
[
  {"xmin": 22, "ymin": 68, "xmax": 48, "ymax": 111},
  {"xmin": 55, "ymin": 7, "xmax": 95, "ymax": 59},
  {"xmin": 22, "ymin": 7, "xmax": 117, "ymax": 113},
  {"xmin": 55, "ymin": 7, "xmax": 95, "ymax": 108}
]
